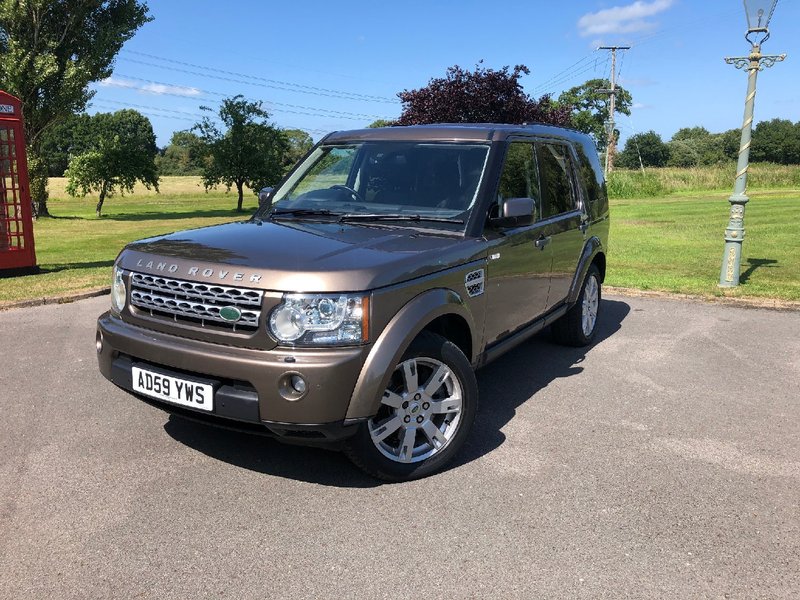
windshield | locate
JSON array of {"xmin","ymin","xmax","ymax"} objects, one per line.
[{"xmin": 264, "ymin": 141, "xmax": 491, "ymax": 230}]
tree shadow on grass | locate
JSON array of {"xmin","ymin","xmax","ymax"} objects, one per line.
[
  {"xmin": 44, "ymin": 208, "xmax": 253, "ymax": 222},
  {"xmin": 47, "ymin": 214, "xmax": 84, "ymax": 220},
  {"xmin": 103, "ymin": 209, "xmax": 252, "ymax": 222},
  {"xmin": 38, "ymin": 260, "xmax": 115, "ymax": 273},
  {"xmin": 162, "ymin": 299, "xmax": 630, "ymax": 486},
  {"xmin": 739, "ymin": 258, "xmax": 778, "ymax": 284}
]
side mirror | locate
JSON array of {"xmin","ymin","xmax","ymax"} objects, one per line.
[
  {"xmin": 258, "ymin": 187, "xmax": 274, "ymax": 208},
  {"xmin": 489, "ymin": 197, "xmax": 535, "ymax": 228}
]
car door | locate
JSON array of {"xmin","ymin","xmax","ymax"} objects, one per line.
[
  {"xmin": 482, "ymin": 141, "xmax": 553, "ymax": 346},
  {"xmin": 535, "ymin": 141, "xmax": 586, "ymax": 308}
]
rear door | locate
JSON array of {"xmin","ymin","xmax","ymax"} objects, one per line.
[
  {"xmin": 482, "ymin": 141, "xmax": 553, "ymax": 345},
  {"xmin": 535, "ymin": 141, "xmax": 586, "ymax": 308}
]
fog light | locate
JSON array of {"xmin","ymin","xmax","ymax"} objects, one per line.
[
  {"xmin": 278, "ymin": 372, "xmax": 308, "ymax": 401},
  {"xmin": 290, "ymin": 374, "xmax": 307, "ymax": 394}
]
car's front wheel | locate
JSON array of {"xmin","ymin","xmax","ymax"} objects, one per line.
[{"xmin": 344, "ymin": 332, "xmax": 477, "ymax": 481}]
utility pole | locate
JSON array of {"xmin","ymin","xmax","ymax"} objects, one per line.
[{"xmin": 596, "ymin": 46, "xmax": 630, "ymax": 175}]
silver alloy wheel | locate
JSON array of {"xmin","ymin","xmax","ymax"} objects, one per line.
[
  {"xmin": 368, "ymin": 356, "xmax": 463, "ymax": 463},
  {"xmin": 581, "ymin": 274, "xmax": 599, "ymax": 337}
]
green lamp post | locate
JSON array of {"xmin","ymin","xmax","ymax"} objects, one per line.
[{"xmin": 719, "ymin": 0, "xmax": 786, "ymax": 287}]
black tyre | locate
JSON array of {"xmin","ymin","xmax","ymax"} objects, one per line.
[
  {"xmin": 344, "ymin": 331, "xmax": 478, "ymax": 482},
  {"xmin": 552, "ymin": 264, "xmax": 602, "ymax": 347}
]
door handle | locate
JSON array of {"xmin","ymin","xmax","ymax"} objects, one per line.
[
  {"xmin": 579, "ymin": 220, "xmax": 590, "ymax": 233},
  {"xmin": 534, "ymin": 235, "xmax": 551, "ymax": 250}
]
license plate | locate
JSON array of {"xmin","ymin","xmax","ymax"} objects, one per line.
[{"xmin": 132, "ymin": 366, "xmax": 214, "ymax": 412}]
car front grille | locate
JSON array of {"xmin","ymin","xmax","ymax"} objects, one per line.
[{"xmin": 129, "ymin": 272, "xmax": 264, "ymax": 332}]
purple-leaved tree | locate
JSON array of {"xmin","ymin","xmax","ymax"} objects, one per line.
[{"xmin": 395, "ymin": 64, "xmax": 572, "ymax": 127}]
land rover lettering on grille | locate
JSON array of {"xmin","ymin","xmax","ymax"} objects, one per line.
[{"xmin": 134, "ymin": 258, "xmax": 263, "ymax": 282}]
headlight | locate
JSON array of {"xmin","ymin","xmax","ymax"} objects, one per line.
[
  {"xmin": 269, "ymin": 294, "xmax": 369, "ymax": 345},
  {"xmin": 111, "ymin": 266, "xmax": 126, "ymax": 314}
]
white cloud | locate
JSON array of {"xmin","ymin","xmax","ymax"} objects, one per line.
[
  {"xmin": 140, "ymin": 83, "xmax": 201, "ymax": 97},
  {"xmin": 99, "ymin": 76, "xmax": 137, "ymax": 90},
  {"xmin": 578, "ymin": 0, "xmax": 674, "ymax": 37},
  {"xmin": 99, "ymin": 76, "xmax": 201, "ymax": 97}
]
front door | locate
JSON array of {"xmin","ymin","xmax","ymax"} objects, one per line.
[{"xmin": 482, "ymin": 141, "xmax": 552, "ymax": 345}]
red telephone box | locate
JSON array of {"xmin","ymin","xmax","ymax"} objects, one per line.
[{"xmin": 0, "ymin": 91, "xmax": 37, "ymax": 273}]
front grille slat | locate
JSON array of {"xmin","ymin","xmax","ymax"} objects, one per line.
[
  {"xmin": 129, "ymin": 272, "xmax": 263, "ymax": 332},
  {"xmin": 131, "ymin": 275, "xmax": 263, "ymax": 306}
]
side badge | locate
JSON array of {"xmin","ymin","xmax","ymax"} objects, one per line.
[{"xmin": 465, "ymin": 269, "xmax": 485, "ymax": 297}]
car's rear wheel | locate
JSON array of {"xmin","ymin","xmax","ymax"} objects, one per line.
[
  {"xmin": 552, "ymin": 263, "xmax": 602, "ymax": 347},
  {"xmin": 344, "ymin": 332, "xmax": 477, "ymax": 481}
]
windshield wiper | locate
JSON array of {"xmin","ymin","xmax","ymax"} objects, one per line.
[
  {"xmin": 268, "ymin": 208, "xmax": 339, "ymax": 220},
  {"xmin": 339, "ymin": 213, "xmax": 464, "ymax": 224}
]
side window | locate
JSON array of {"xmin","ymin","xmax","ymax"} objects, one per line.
[
  {"xmin": 536, "ymin": 142, "xmax": 576, "ymax": 218},
  {"xmin": 497, "ymin": 141, "xmax": 540, "ymax": 218},
  {"xmin": 574, "ymin": 142, "xmax": 603, "ymax": 204}
]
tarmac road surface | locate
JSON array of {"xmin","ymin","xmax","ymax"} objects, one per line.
[{"xmin": 1, "ymin": 294, "xmax": 798, "ymax": 599}]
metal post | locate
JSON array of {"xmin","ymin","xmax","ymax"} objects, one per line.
[
  {"xmin": 597, "ymin": 46, "xmax": 629, "ymax": 176},
  {"xmin": 719, "ymin": 45, "xmax": 785, "ymax": 287}
]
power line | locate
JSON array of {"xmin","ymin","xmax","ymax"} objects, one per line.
[
  {"xmin": 119, "ymin": 51, "xmax": 399, "ymax": 104},
  {"xmin": 109, "ymin": 74, "xmax": 391, "ymax": 120},
  {"xmin": 124, "ymin": 50, "xmax": 398, "ymax": 102},
  {"xmin": 88, "ymin": 100, "xmax": 329, "ymax": 135},
  {"xmin": 530, "ymin": 52, "xmax": 598, "ymax": 93},
  {"xmin": 101, "ymin": 75, "xmax": 394, "ymax": 122},
  {"xmin": 533, "ymin": 61, "xmax": 605, "ymax": 96}
]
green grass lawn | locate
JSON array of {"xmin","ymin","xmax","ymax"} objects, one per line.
[
  {"xmin": 0, "ymin": 181, "xmax": 257, "ymax": 304},
  {"xmin": 608, "ymin": 189, "xmax": 800, "ymax": 301},
  {"xmin": 1, "ymin": 177, "xmax": 798, "ymax": 305}
]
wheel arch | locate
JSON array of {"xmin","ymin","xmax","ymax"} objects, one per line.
[
  {"xmin": 345, "ymin": 288, "xmax": 477, "ymax": 420},
  {"xmin": 567, "ymin": 237, "xmax": 606, "ymax": 304}
]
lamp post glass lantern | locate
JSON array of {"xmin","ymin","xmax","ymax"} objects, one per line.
[{"xmin": 718, "ymin": 0, "xmax": 784, "ymax": 287}]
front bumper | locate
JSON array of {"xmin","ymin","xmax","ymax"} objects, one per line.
[{"xmin": 96, "ymin": 312, "xmax": 370, "ymax": 441}]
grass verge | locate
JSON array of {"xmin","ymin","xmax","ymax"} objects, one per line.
[
  {"xmin": 0, "ymin": 183, "xmax": 256, "ymax": 305},
  {"xmin": 608, "ymin": 190, "xmax": 800, "ymax": 301},
  {"xmin": 608, "ymin": 163, "xmax": 800, "ymax": 198},
  {"xmin": 2, "ymin": 177, "xmax": 798, "ymax": 306}
]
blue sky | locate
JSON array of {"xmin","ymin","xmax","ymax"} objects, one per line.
[{"xmin": 89, "ymin": 0, "xmax": 800, "ymax": 148}]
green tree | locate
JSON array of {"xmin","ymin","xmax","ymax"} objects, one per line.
[
  {"xmin": 65, "ymin": 109, "xmax": 159, "ymax": 216},
  {"xmin": 281, "ymin": 128, "xmax": 313, "ymax": 172},
  {"xmin": 667, "ymin": 127, "xmax": 727, "ymax": 167},
  {"xmin": 751, "ymin": 119, "xmax": 800, "ymax": 164},
  {"xmin": 720, "ymin": 128, "xmax": 741, "ymax": 161},
  {"xmin": 155, "ymin": 130, "xmax": 208, "ymax": 176},
  {"xmin": 557, "ymin": 79, "xmax": 632, "ymax": 151},
  {"xmin": 38, "ymin": 112, "xmax": 93, "ymax": 176},
  {"xmin": 194, "ymin": 96, "xmax": 289, "ymax": 212},
  {"xmin": 368, "ymin": 119, "xmax": 393, "ymax": 128},
  {"xmin": 616, "ymin": 130, "xmax": 670, "ymax": 169},
  {"xmin": 0, "ymin": 0, "xmax": 152, "ymax": 217}
]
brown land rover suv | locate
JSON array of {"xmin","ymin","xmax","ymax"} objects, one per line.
[{"xmin": 96, "ymin": 124, "xmax": 609, "ymax": 481}]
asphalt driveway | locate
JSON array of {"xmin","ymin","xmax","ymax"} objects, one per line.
[{"xmin": 0, "ymin": 294, "xmax": 798, "ymax": 599}]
